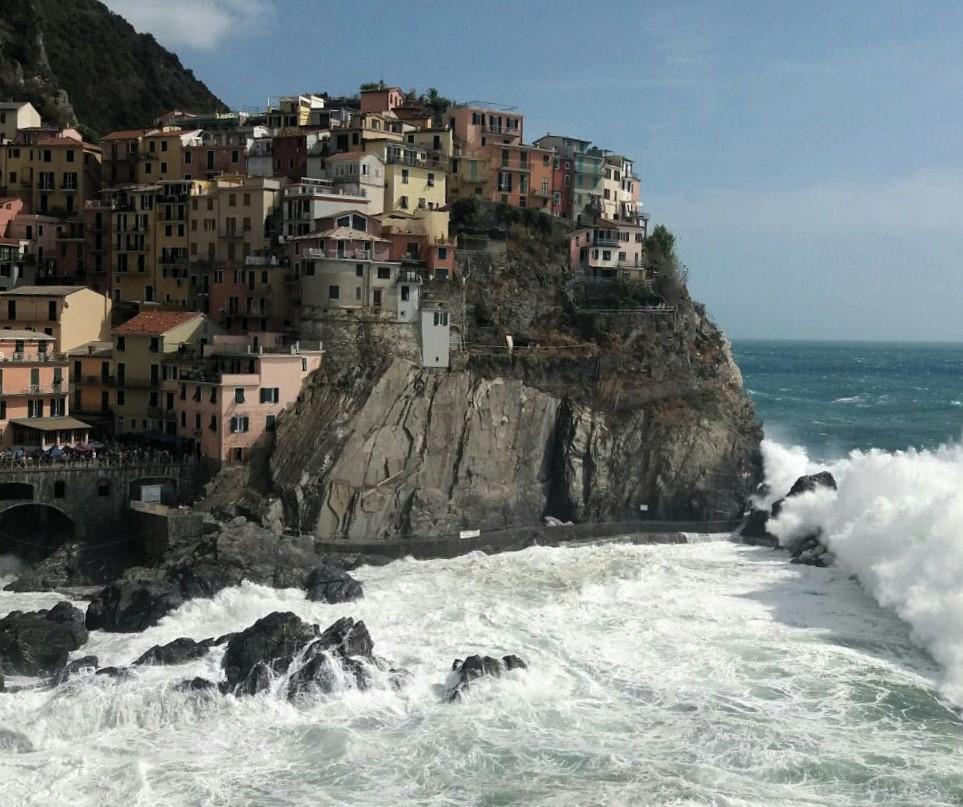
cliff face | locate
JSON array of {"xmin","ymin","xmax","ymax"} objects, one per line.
[
  {"xmin": 0, "ymin": 0, "xmax": 225, "ymax": 137},
  {"xmin": 258, "ymin": 211, "xmax": 762, "ymax": 540}
]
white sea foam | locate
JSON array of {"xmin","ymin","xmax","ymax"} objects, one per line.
[
  {"xmin": 764, "ymin": 439, "xmax": 963, "ymax": 706},
  {"xmin": 1, "ymin": 542, "xmax": 961, "ymax": 805}
]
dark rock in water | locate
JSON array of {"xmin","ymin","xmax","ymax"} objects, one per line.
[
  {"xmin": 95, "ymin": 666, "xmax": 131, "ymax": 680},
  {"xmin": 56, "ymin": 655, "xmax": 99, "ymax": 685},
  {"xmin": 446, "ymin": 654, "xmax": 527, "ymax": 702},
  {"xmin": 86, "ymin": 523, "xmax": 349, "ymax": 633},
  {"xmin": 305, "ymin": 564, "xmax": 364, "ymax": 603},
  {"xmin": 0, "ymin": 602, "xmax": 89, "ymax": 676},
  {"xmin": 175, "ymin": 677, "xmax": 218, "ymax": 693},
  {"xmin": 3, "ymin": 540, "xmax": 144, "ymax": 593},
  {"xmin": 222, "ymin": 612, "xmax": 319, "ymax": 689},
  {"xmin": 201, "ymin": 632, "xmax": 237, "ymax": 648},
  {"xmin": 134, "ymin": 637, "xmax": 209, "ymax": 666},
  {"xmin": 0, "ymin": 728, "xmax": 33, "ymax": 753},
  {"xmin": 223, "ymin": 612, "xmax": 386, "ymax": 699},
  {"xmin": 739, "ymin": 507, "xmax": 776, "ymax": 543},
  {"xmin": 787, "ymin": 471, "xmax": 837, "ymax": 498}
]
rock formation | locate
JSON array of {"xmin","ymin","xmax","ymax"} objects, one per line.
[
  {"xmin": 0, "ymin": 602, "xmax": 88, "ymax": 676},
  {"xmin": 257, "ymin": 206, "xmax": 762, "ymax": 540},
  {"xmin": 446, "ymin": 654, "xmax": 528, "ymax": 701}
]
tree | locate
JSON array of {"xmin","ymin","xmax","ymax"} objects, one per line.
[{"xmin": 645, "ymin": 224, "xmax": 688, "ymax": 306}]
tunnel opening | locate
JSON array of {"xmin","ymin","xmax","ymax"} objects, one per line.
[{"xmin": 0, "ymin": 503, "xmax": 76, "ymax": 563}]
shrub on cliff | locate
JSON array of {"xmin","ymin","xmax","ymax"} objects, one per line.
[{"xmin": 646, "ymin": 225, "xmax": 689, "ymax": 306}]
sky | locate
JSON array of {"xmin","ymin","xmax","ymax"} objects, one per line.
[{"xmin": 101, "ymin": 0, "xmax": 963, "ymax": 341}]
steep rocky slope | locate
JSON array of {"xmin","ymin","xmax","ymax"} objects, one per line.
[
  {"xmin": 0, "ymin": 0, "xmax": 224, "ymax": 137},
  {"xmin": 253, "ymin": 206, "xmax": 762, "ymax": 540}
]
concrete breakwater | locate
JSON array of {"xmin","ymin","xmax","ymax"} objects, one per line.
[{"xmin": 312, "ymin": 518, "xmax": 742, "ymax": 560}]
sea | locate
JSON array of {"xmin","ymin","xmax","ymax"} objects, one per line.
[{"xmin": 1, "ymin": 339, "xmax": 963, "ymax": 806}]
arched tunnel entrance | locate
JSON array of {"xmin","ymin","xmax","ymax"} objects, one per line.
[{"xmin": 0, "ymin": 503, "xmax": 76, "ymax": 562}]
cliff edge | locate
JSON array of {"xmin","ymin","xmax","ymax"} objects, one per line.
[{"xmin": 234, "ymin": 203, "xmax": 762, "ymax": 540}]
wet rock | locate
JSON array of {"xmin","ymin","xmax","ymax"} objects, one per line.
[
  {"xmin": 134, "ymin": 637, "xmax": 209, "ymax": 666},
  {"xmin": 3, "ymin": 540, "xmax": 142, "ymax": 593},
  {"xmin": 0, "ymin": 728, "xmax": 33, "ymax": 753},
  {"xmin": 56, "ymin": 655, "xmax": 99, "ymax": 685},
  {"xmin": 95, "ymin": 666, "xmax": 131, "ymax": 680},
  {"xmin": 739, "ymin": 507, "xmax": 776, "ymax": 544},
  {"xmin": 222, "ymin": 612, "xmax": 319, "ymax": 690},
  {"xmin": 305, "ymin": 564, "xmax": 364, "ymax": 604},
  {"xmin": 787, "ymin": 471, "xmax": 837, "ymax": 498},
  {"xmin": 201, "ymin": 632, "xmax": 236, "ymax": 648},
  {"xmin": 86, "ymin": 524, "xmax": 341, "ymax": 633},
  {"xmin": 0, "ymin": 603, "xmax": 89, "ymax": 676},
  {"xmin": 445, "ymin": 654, "xmax": 528, "ymax": 702},
  {"xmin": 175, "ymin": 677, "xmax": 218, "ymax": 693}
]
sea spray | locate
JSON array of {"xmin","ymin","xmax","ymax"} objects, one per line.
[{"xmin": 765, "ymin": 440, "xmax": 963, "ymax": 706}]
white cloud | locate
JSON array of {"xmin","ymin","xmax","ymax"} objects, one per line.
[{"xmin": 102, "ymin": 0, "xmax": 273, "ymax": 50}]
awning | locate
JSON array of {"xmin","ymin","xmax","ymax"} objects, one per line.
[{"xmin": 9, "ymin": 417, "xmax": 92, "ymax": 432}]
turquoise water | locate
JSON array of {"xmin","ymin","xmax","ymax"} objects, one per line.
[{"xmin": 733, "ymin": 340, "xmax": 963, "ymax": 458}]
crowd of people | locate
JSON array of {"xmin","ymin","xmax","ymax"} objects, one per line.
[{"xmin": 0, "ymin": 441, "xmax": 194, "ymax": 469}]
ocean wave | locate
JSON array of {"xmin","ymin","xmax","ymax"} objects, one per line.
[{"xmin": 762, "ymin": 438, "xmax": 963, "ymax": 706}]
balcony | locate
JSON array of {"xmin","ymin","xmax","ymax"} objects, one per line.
[
  {"xmin": 0, "ymin": 352, "xmax": 67, "ymax": 365},
  {"xmin": 220, "ymin": 230, "xmax": 245, "ymax": 240},
  {"xmin": 1, "ymin": 383, "xmax": 67, "ymax": 396},
  {"xmin": 81, "ymin": 375, "xmax": 115, "ymax": 386},
  {"xmin": 482, "ymin": 124, "xmax": 520, "ymax": 136},
  {"xmin": 303, "ymin": 247, "xmax": 324, "ymax": 259},
  {"xmin": 146, "ymin": 406, "xmax": 175, "ymax": 420},
  {"xmin": 117, "ymin": 377, "xmax": 162, "ymax": 389},
  {"xmin": 592, "ymin": 237, "xmax": 619, "ymax": 248}
]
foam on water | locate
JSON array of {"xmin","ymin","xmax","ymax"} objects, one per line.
[
  {"xmin": 2, "ymin": 541, "xmax": 962, "ymax": 806},
  {"xmin": 764, "ymin": 438, "xmax": 963, "ymax": 709}
]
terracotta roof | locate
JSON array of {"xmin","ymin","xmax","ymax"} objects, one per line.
[
  {"xmin": 35, "ymin": 136, "xmax": 84, "ymax": 147},
  {"xmin": 101, "ymin": 129, "xmax": 156, "ymax": 140},
  {"xmin": 113, "ymin": 311, "xmax": 203, "ymax": 336},
  {"xmin": 0, "ymin": 237, "xmax": 22, "ymax": 247},
  {"xmin": 326, "ymin": 151, "xmax": 368, "ymax": 161},
  {"xmin": 0, "ymin": 285, "xmax": 86, "ymax": 297}
]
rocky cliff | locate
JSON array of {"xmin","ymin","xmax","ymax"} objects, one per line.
[
  {"xmin": 0, "ymin": 0, "xmax": 225, "ymax": 137},
  {"xmin": 239, "ymin": 205, "xmax": 763, "ymax": 541}
]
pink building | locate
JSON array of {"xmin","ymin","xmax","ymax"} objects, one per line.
[
  {"xmin": 0, "ymin": 331, "xmax": 88, "ymax": 448},
  {"xmin": 448, "ymin": 105, "xmax": 523, "ymax": 154},
  {"xmin": 8, "ymin": 213, "xmax": 60, "ymax": 277},
  {"xmin": 360, "ymin": 84, "xmax": 404, "ymax": 115},
  {"xmin": 382, "ymin": 230, "xmax": 455, "ymax": 280},
  {"xmin": 570, "ymin": 217, "xmax": 646, "ymax": 280},
  {"xmin": 168, "ymin": 333, "xmax": 322, "ymax": 463},
  {"xmin": 0, "ymin": 197, "xmax": 24, "ymax": 236}
]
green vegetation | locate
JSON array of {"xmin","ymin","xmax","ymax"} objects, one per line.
[{"xmin": 645, "ymin": 224, "xmax": 689, "ymax": 306}]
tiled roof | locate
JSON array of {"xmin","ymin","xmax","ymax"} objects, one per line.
[
  {"xmin": 326, "ymin": 151, "xmax": 368, "ymax": 161},
  {"xmin": 101, "ymin": 129, "xmax": 156, "ymax": 140},
  {"xmin": 0, "ymin": 330, "xmax": 55, "ymax": 340},
  {"xmin": 0, "ymin": 285, "xmax": 86, "ymax": 297},
  {"xmin": 0, "ymin": 237, "xmax": 22, "ymax": 247},
  {"xmin": 113, "ymin": 311, "xmax": 203, "ymax": 336},
  {"xmin": 35, "ymin": 136, "xmax": 85, "ymax": 147}
]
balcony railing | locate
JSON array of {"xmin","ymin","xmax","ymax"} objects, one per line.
[
  {"xmin": 1, "ymin": 383, "xmax": 67, "ymax": 396},
  {"xmin": 116, "ymin": 377, "xmax": 162, "ymax": 389},
  {"xmin": 81, "ymin": 375, "xmax": 115, "ymax": 385},
  {"xmin": 482, "ymin": 124, "xmax": 520, "ymax": 136},
  {"xmin": 0, "ymin": 352, "xmax": 67, "ymax": 364}
]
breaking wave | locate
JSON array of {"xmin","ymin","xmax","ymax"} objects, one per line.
[{"xmin": 763, "ymin": 438, "xmax": 963, "ymax": 705}]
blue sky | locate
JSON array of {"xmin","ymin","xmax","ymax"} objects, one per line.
[{"xmin": 103, "ymin": 0, "xmax": 963, "ymax": 341}]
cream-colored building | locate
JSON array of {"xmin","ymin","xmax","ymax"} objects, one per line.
[
  {"xmin": 0, "ymin": 285, "xmax": 111, "ymax": 353},
  {"xmin": 0, "ymin": 102, "xmax": 41, "ymax": 143},
  {"xmin": 111, "ymin": 310, "xmax": 216, "ymax": 435},
  {"xmin": 382, "ymin": 144, "xmax": 447, "ymax": 214}
]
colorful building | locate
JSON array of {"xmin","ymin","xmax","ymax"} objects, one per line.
[
  {"xmin": 383, "ymin": 143, "xmax": 447, "ymax": 214},
  {"xmin": 0, "ymin": 102, "xmax": 42, "ymax": 143},
  {"xmin": 166, "ymin": 333, "xmax": 322, "ymax": 463},
  {"xmin": 111, "ymin": 310, "xmax": 216, "ymax": 436},
  {"xmin": 0, "ymin": 285, "xmax": 111, "ymax": 353}
]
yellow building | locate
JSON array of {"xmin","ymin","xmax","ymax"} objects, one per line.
[
  {"xmin": 67, "ymin": 340, "xmax": 114, "ymax": 421},
  {"xmin": 137, "ymin": 128, "xmax": 202, "ymax": 184},
  {"xmin": 0, "ymin": 134, "xmax": 101, "ymax": 215},
  {"xmin": 447, "ymin": 153, "xmax": 491, "ymax": 202},
  {"xmin": 0, "ymin": 285, "xmax": 111, "ymax": 353},
  {"xmin": 383, "ymin": 144, "xmax": 447, "ymax": 214},
  {"xmin": 111, "ymin": 310, "xmax": 216, "ymax": 435}
]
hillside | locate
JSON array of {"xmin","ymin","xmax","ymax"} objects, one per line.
[{"xmin": 0, "ymin": 0, "xmax": 225, "ymax": 138}]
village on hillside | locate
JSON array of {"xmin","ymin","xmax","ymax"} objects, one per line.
[{"xmin": 0, "ymin": 84, "xmax": 651, "ymax": 465}]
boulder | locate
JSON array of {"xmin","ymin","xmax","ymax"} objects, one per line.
[
  {"xmin": 134, "ymin": 637, "xmax": 209, "ymax": 666},
  {"xmin": 305, "ymin": 564, "xmax": 364, "ymax": 604},
  {"xmin": 739, "ymin": 507, "xmax": 776, "ymax": 544},
  {"xmin": 0, "ymin": 603, "xmax": 89, "ymax": 676},
  {"xmin": 222, "ymin": 612, "xmax": 319, "ymax": 690},
  {"xmin": 445, "ymin": 654, "xmax": 527, "ymax": 702},
  {"xmin": 85, "ymin": 524, "xmax": 349, "ymax": 633},
  {"xmin": 95, "ymin": 666, "xmax": 131, "ymax": 680},
  {"xmin": 56, "ymin": 655, "xmax": 99, "ymax": 685},
  {"xmin": 787, "ymin": 471, "xmax": 837, "ymax": 498},
  {"xmin": 175, "ymin": 677, "xmax": 218, "ymax": 693},
  {"xmin": 223, "ymin": 612, "xmax": 389, "ymax": 699}
]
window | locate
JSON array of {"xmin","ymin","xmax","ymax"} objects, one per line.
[
  {"xmin": 66, "ymin": 149, "xmax": 75, "ymax": 163},
  {"xmin": 149, "ymin": 336, "xmax": 159, "ymax": 353},
  {"xmin": 47, "ymin": 300, "xmax": 56, "ymax": 321},
  {"xmin": 377, "ymin": 267, "xmax": 391, "ymax": 280},
  {"xmin": 329, "ymin": 285, "xmax": 340, "ymax": 300},
  {"xmin": 266, "ymin": 414, "xmax": 276, "ymax": 432},
  {"xmin": 117, "ymin": 390, "xmax": 125, "ymax": 406},
  {"xmin": 259, "ymin": 387, "xmax": 280, "ymax": 403},
  {"xmin": 433, "ymin": 311, "xmax": 449, "ymax": 326},
  {"xmin": 234, "ymin": 387, "xmax": 245, "ymax": 404},
  {"xmin": 399, "ymin": 195, "xmax": 409, "ymax": 209},
  {"xmin": 355, "ymin": 264, "xmax": 363, "ymax": 278},
  {"xmin": 160, "ymin": 162, "xmax": 167, "ymax": 173},
  {"xmin": 230, "ymin": 415, "xmax": 250, "ymax": 433},
  {"xmin": 438, "ymin": 246, "xmax": 448, "ymax": 260},
  {"xmin": 401, "ymin": 169, "xmax": 409, "ymax": 184},
  {"xmin": 427, "ymin": 173, "xmax": 435, "ymax": 187},
  {"xmin": 160, "ymin": 140, "xmax": 168, "ymax": 152},
  {"xmin": 98, "ymin": 480, "xmax": 110, "ymax": 496},
  {"xmin": 401, "ymin": 285, "xmax": 410, "ymax": 301},
  {"xmin": 209, "ymin": 414, "xmax": 217, "ymax": 431},
  {"xmin": 54, "ymin": 480, "xmax": 66, "ymax": 498},
  {"xmin": 195, "ymin": 413, "xmax": 201, "ymax": 430}
]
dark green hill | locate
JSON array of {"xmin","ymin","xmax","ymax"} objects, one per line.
[{"xmin": 0, "ymin": 0, "xmax": 225, "ymax": 139}]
